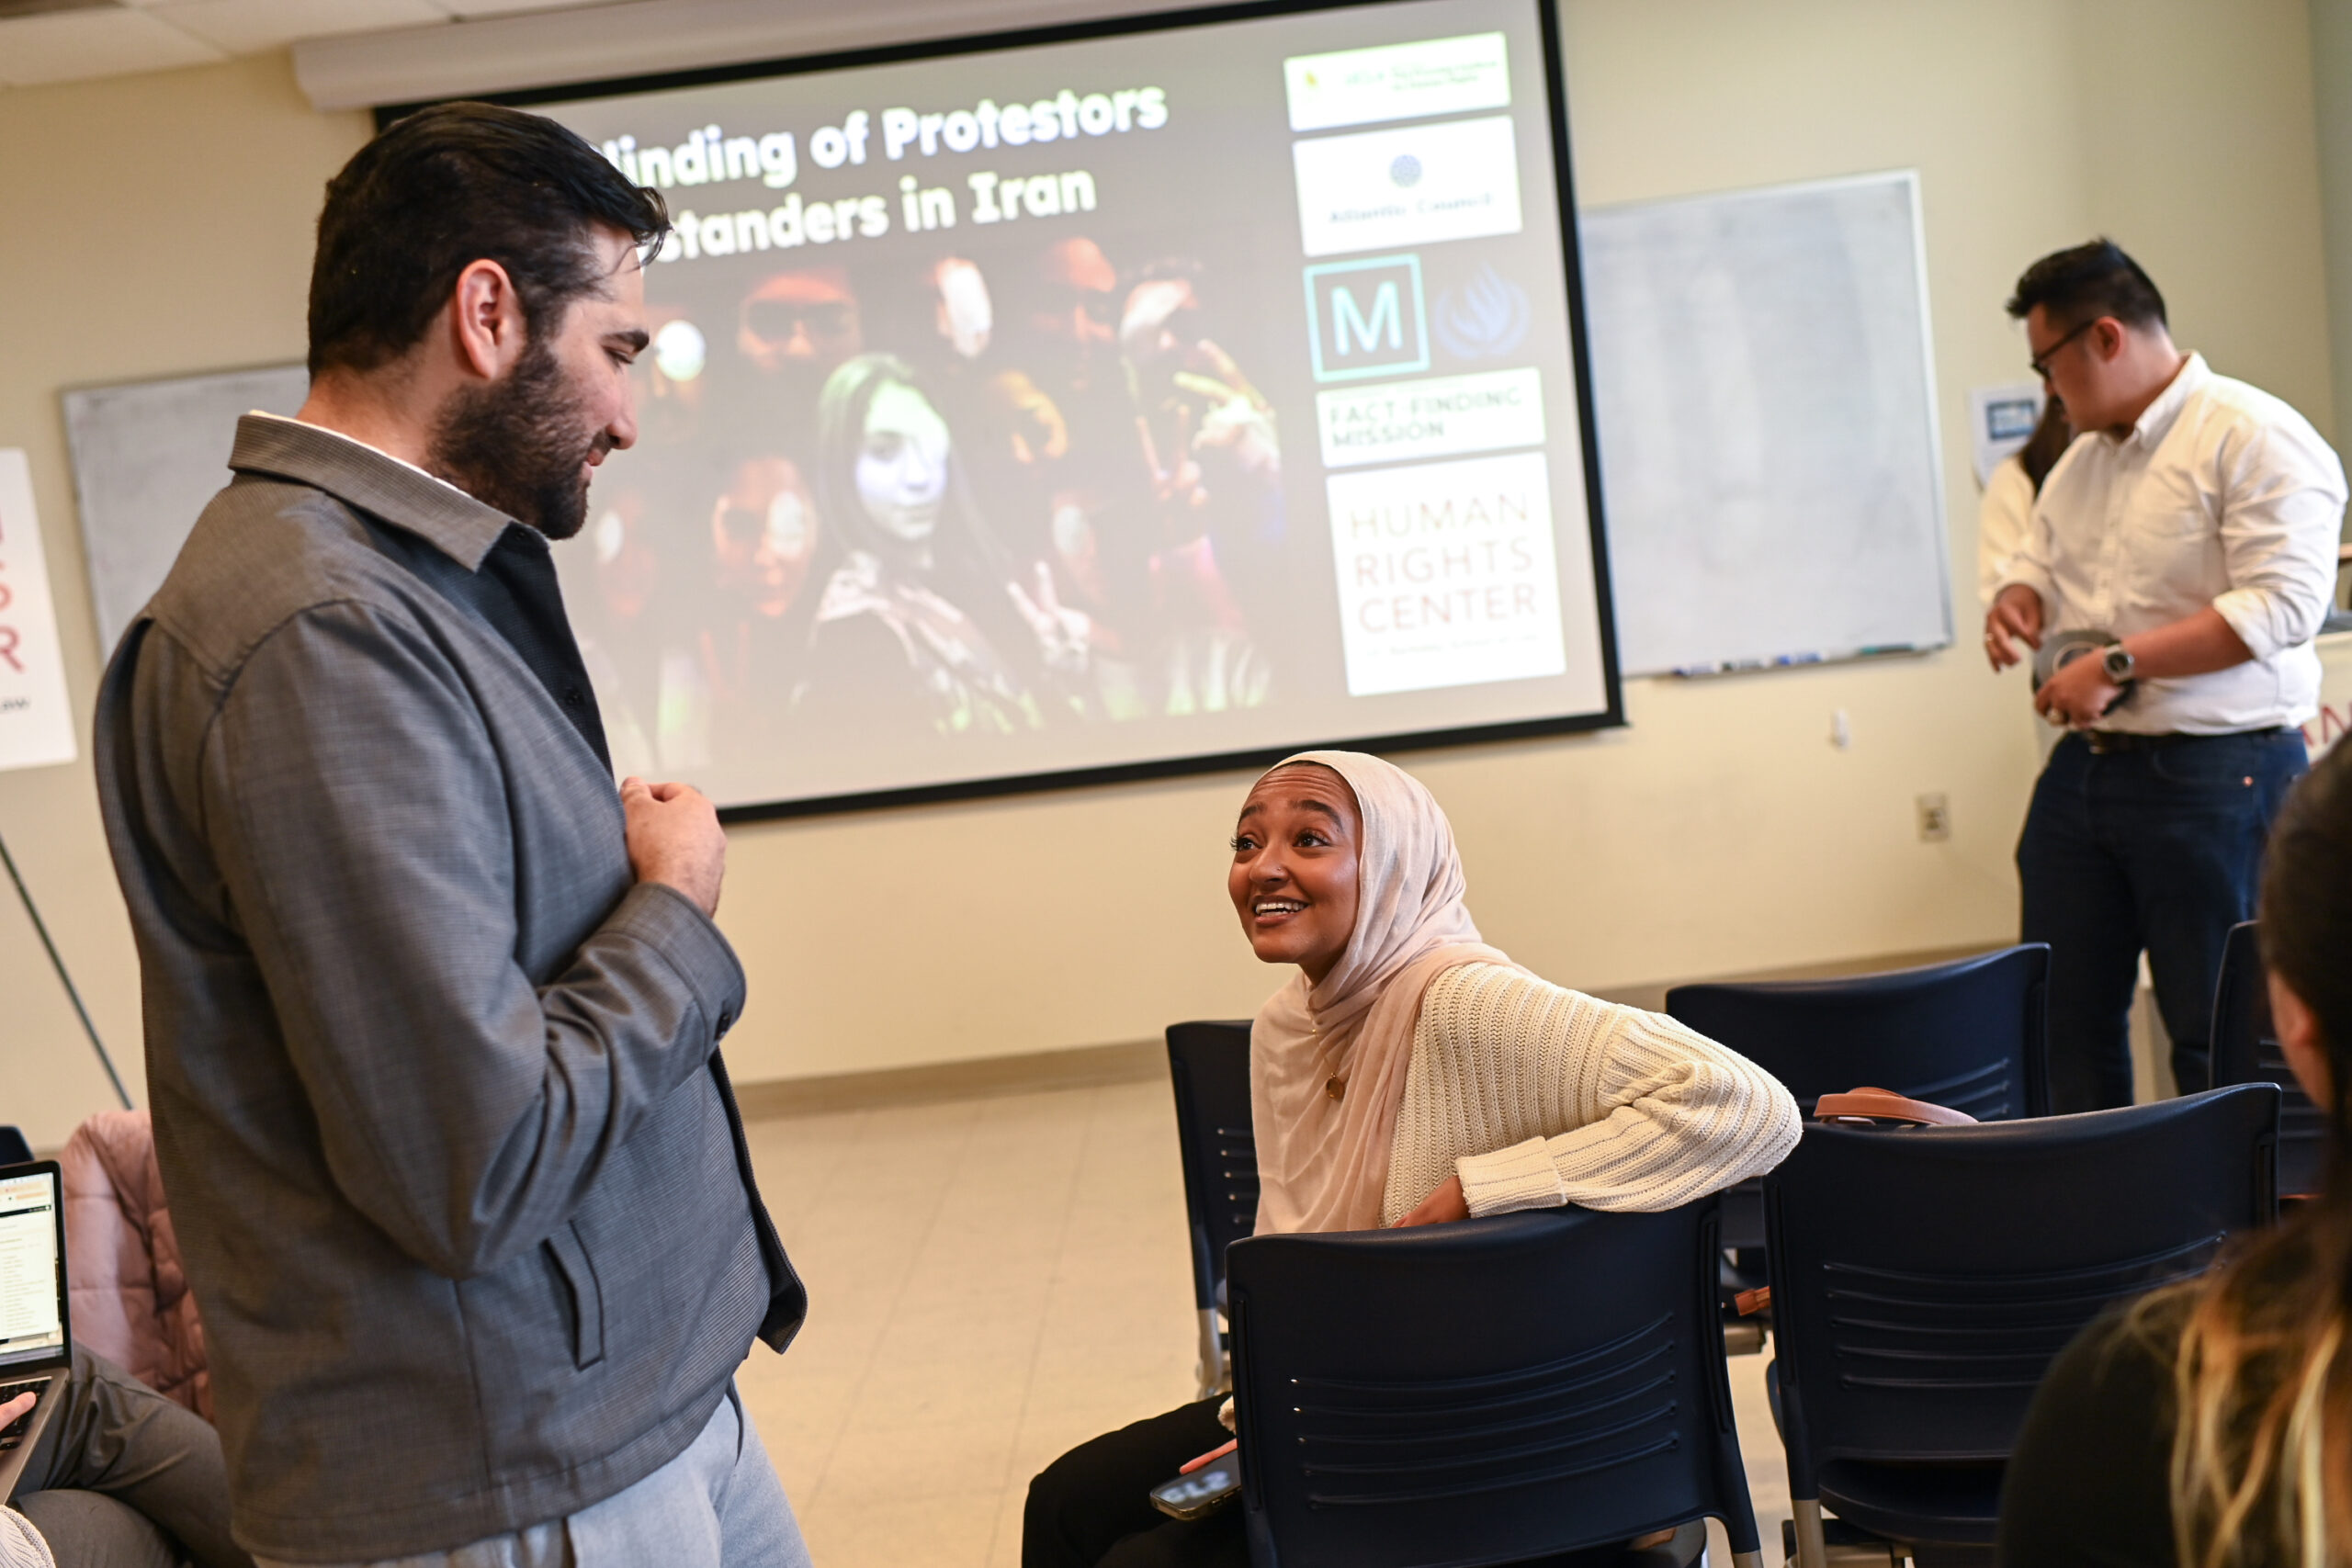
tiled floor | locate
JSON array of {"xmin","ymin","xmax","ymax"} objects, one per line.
[{"xmin": 735, "ymin": 1078, "xmax": 1793, "ymax": 1568}]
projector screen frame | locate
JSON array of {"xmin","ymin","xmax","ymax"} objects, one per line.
[{"xmin": 381, "ymin": 0, "xmax": 1624, "ymax": 823}]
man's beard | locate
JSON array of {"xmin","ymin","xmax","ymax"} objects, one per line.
[{"xmin": 425, "ymin": 337, "xmax": 606, "ymax": 541}]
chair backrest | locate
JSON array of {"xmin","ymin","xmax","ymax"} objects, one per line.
[
  {"xmin": 1227, "ymin": 1203, "xmax": 1758, "ymax": 1568},
  {"xmin": 1766, "ymin": 1085, "xmax": 2278, "ymax": 1488},
  {"xmin": 1666, "ymin": 944, "xmax": 2051, "ymax": 1121},
  {"xmin": 2210, "ymin": 921, "xmax": 2330, "ymax": 1197},
  {"xmin": 0, "ymin": 1127, "xmax": 32, "ymax": 1168},
  {"xmin": 1165, "ymin": 1021, "xmax": 1258, "ymax": 1313}
]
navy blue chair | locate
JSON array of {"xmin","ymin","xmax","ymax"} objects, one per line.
[
  {"xmin": 1227, "ymin": 1201, "xmax": 1762, "ymax": 1568},
  {"xmin": 2210, "ymin": 921, "xmax": 2329, "ymax": 1198},
  {"xmin": 1764, "ymin": 1085, "xmax": 2279, "ymax": 1568},
  {"xmin": 1167, "ymin": 1021, "xmax": 1259, "ymax": 1397},
  {"xmin": 0, "ymin": 1128, "xmax": 33, "ymax": 1168},
  {"xmin": 1667, "ymin": 945, "xmax": 2052, "ymax": 1256}
]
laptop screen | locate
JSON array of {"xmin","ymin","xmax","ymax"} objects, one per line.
[{"xmin": 0, "ymin": 1172, "xmax": 65, "ymax": 1369}]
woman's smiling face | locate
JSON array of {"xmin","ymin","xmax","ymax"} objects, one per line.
[{"xmin": 1228, "ymin": 763, "xmax": 1362, "ymax": 986}]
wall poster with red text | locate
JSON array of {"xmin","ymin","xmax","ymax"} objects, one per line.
[{"xmin": 0, "ymin": 451, "xmax": 78, "ymax": 774}]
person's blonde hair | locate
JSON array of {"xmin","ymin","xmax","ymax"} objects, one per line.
[{"xmin": 2143, "ymin": 742, "xmax": 2352, "ymax": 1568}]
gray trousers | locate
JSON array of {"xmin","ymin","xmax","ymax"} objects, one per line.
[
  {"xmin": 11, "ymin": 1345, "xmax": 250, "ymax": 1568},
  {"xmin": 255, "ymin": 1384, "xmax": 807, "ymax": 1568}
]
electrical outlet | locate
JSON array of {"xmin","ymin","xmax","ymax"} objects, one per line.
[{"xmin": 1917, "ymin": 793, "xmax": 1951, "ymax": 842}]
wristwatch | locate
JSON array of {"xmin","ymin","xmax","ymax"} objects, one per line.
[{"xmin": 2101, "ymin": 644, "xmax": 2137, "ymax": 684}]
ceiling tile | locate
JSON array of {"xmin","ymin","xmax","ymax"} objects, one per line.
[
  {"xmin": 145, "ymin": 0, "xmax": 445, "ymax": 54},
  {"xmin": 0, "ymin": 6, "xmax": 220, "ymax": 85}
]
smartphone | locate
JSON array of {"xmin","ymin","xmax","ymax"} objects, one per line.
[{"xmin": 1149, "ymin": 1456, "xmax": 1241, "ymax": 1520}]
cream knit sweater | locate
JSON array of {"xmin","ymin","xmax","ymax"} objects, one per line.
[{"xmin": 1378, "ymin": 963, "xmax": 1801, "ymax": 1225}]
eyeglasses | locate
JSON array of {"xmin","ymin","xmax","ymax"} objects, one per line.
[{"xmin": 2029, "ymin": 319, "xmax": 2098, "ymax": 381}]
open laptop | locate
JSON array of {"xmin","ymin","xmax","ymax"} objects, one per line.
[{"xmin": 0, "ymin": 1164, "xmax": 71, "ymax": 1501}]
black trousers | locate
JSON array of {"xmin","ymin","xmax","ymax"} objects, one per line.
[
  {"xmin": 1023, "ymin": 1398, "xmax": 1240, "ymax": 1568},
  {"xmin": 1022, "ymin": 1400, "xmax": 1706, "ymax": 1568},
  {"xmin": 12, "ymin": 1345, "xmax": 250, "ymax": 1568}
]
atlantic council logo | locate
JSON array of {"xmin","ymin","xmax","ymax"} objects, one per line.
[
  {"xmin": 1433, "ymin": 263, "xmax": 1531, "ymax": 359},
  {"xmin": 1290, "ymin": 115, "xmax": 1523, "ymax": 257}
]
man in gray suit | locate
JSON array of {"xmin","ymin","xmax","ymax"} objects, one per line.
[{"xmin": 92, "ymin": 104, "xmax": 808, "ymax": 1566}]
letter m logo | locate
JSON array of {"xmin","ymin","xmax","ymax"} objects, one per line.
[
  {"xmin": 1305, "ymin": 254, "xmax": 1428, "ymax": 382},
  {"xmin": 1334, "ymin": 283, "xmax": 1400, "ymax": 355}
]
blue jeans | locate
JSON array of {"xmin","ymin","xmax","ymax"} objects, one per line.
[{"xmin": 2018, "ymin": 729, "xmax": 2305, "ymax": 1111}]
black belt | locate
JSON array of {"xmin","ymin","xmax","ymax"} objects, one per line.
[{"xmin": 2083, "ymin": 727, "xmax": 2283, "ymax": 754}]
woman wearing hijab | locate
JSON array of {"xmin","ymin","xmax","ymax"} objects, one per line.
[{"xmin": 1023, "ymin": 751, "xmax": 1802, "ymax": 1568}]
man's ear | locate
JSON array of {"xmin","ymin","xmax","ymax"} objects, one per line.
[
  {"xmin": 2091, "ymin": 317, "xmax": 2127, "ymax": 364},
  {"xmin": 450, "ymin": 259, "xmax": 526, "ymax": 381}
]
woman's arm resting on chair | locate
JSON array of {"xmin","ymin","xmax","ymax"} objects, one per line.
[{"xmin": 1424, "ymin": 973, "xmax": 1800, "ymax": 1218}]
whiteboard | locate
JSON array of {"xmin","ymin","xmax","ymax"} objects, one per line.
[
  {"xmin": 62, "ymin": 363, "xmax": 309, "ymax": 655},
  {"xmin": 1580, "ymin": 171, "xmax": 1952, "ymax": 675}
]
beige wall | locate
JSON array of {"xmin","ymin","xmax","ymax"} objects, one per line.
[
  {"xmin": 0, "ymin": 1, "xmax": 2335, "ymax": 1148},
  {"xmin": 2312, "ymin": 0, "xmax": 2352, "ymax": 439}
]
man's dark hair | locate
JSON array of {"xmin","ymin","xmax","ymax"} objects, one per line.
[
  {"xmin": 308, "ymin": 102, "xmax": 669, "ymax": 377},
  {"xmin": 2005, "ymin": 239, "xmax": 2167, "ymax": 332}
]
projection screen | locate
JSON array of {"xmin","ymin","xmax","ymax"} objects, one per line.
[{"xmin": 515, "ymin": 0, "xmax": 1619, "ymax": 816}]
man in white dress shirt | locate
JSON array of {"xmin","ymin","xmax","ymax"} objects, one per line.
[{"xmin": 1986, "ymin": 240, "xmax": 2344, "ymax": 1111}]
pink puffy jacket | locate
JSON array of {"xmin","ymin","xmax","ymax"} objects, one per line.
[{"xmin": 59, "ymin": 1110, "xmax": 210, "ymax": 1419}]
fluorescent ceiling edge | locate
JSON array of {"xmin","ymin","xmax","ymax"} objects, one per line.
[{"xmin": 293, "ymin": 0, "xmax": 1209, "ymax": 111}]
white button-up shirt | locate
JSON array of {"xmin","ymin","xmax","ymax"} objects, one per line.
[{"xmin": 1998, "ymin": 354, "xmax": 2346, "ymax": 734}]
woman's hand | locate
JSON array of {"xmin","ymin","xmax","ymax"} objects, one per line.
[{"xmin": 1392, "ymin": 1175, "xmax": 1469, "ymax": 1227}]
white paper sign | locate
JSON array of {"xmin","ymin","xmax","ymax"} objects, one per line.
[
  {"xmin": 1317, "ymin": 367, "xmax": 1545, "ymax": 468},
  {"xmin": 1291, "ymin": 114, "xmax": 1523, "ymax": 258},
  {"xmin": 1968, "ymin": 381, "xmax": 2045, "ymax": 487},
  {"xmin": 1325, "ymin": 450, "xmax": 1567, "ymax": 696},
  {"xmin": 1283, "ymin": 31, "xmax": 1510, "ymax": 132},
  {"xmin": 0, "ymin": 451, "xmax": 79, "ymax": 773}
]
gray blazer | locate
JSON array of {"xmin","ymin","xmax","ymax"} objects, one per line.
[{"xmin": 93, "ymin": 417, "xmax": 805, "ymax": 1562}]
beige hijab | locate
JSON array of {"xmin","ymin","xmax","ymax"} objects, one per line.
[{"xmin": 1248, "ymin": 750, "xmax": 1515, "ymax": 1235}]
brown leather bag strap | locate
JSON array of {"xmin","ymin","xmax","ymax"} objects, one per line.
[{"xmin": 1814, "ymin": 1088, "xmax": 1978, "ymax": 1127}]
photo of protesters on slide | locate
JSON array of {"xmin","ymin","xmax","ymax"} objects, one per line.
[{"xmin": 576, "ymin": 229, "xmax": 1292, "ymax": 788}]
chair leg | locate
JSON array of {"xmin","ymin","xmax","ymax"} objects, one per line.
[
  {"xmin": 1193, "ymin": 1307, "xmax": 1227, "ymax": 1400},
  {"xmin": 1792, "ymin": 1499, "xmax": 1829, "ymax": 1568}
]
